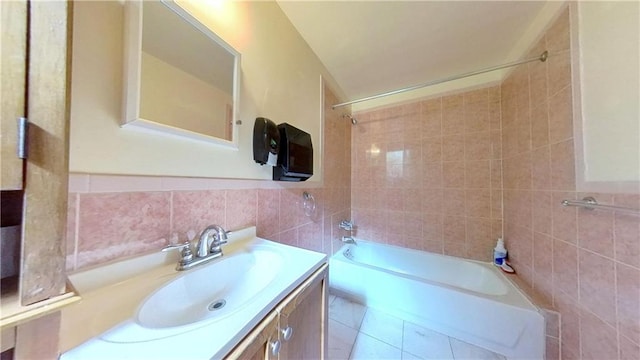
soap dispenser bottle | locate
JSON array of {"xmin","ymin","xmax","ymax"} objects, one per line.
[{"xmin": 494, "ymin": 238, "xmax": 507, "ymax": 266}]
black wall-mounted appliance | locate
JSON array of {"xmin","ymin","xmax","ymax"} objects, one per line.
[
  {"xmin": 273, "ymin": 123, "xmax": 313, "ymax": 182},
  {"xmin": 253, "ymin": 117, "xmax": 280, "ymax": 166}
]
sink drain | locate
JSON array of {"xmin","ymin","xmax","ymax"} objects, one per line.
[{"xmin": 208, "ymin": 299, "xmax": 226, "ymax": 311}]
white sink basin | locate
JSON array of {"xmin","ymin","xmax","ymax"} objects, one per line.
[
  {"xmin": 136, "ymin": 247, "xmax": 283, "ymax": 329},
  {"xmin": 62, "ymin": 228, "xmax": 328, "ymax": 359}
]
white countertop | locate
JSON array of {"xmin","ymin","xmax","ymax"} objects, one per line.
[{"xmin": 60, "ymin": 227, "xmax": 326, "ymax": 360}]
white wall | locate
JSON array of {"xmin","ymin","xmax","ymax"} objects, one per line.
[
  {"xmin": 576, "ymin": 1, "xmax": 640, "ymax": 184},
  {"xmin": 70, "ymin": 0, "xmax": 345, "ymax": 180}
]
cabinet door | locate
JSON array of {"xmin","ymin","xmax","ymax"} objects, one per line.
[
  {"xmin": 226, "ymin": 312, "xmax": 280, "ymax": 360},
  {"xmin": 0, "ymin": 0, "xmax": 71, "ymax": 305},
  {"xmin": 19, "ymin": 0, "xmax": 71, "ymax": 306},
  {"xmin": 278, "ymin": 265, "xmax": 328, "ymax": 360},
  {"xmin": 228, "ymin": 264, "xmax": 328, "ymax": 360},
  {"xmin": 0, "ymin": 0, "xmax": 27, "ymax": 190}
]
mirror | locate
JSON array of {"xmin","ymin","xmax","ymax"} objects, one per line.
[{"xmin": 122, "ymin": 0, "xmax": 240, "ymax": 147}]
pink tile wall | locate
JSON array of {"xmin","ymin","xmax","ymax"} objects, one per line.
[
  {"xmin": 66, "ymin": 84, "xmax": 351, "ymax": 271},
  {"xmin": 351, "ymin": 86, "xmax": 502, "ymax": 261},
  {"xmin": 66, "ymin": 187, "xmax": 325, "ymax": 270},
  {"xmin": 501, "ymin": 6, "xmax": 640, "ymax": 360}
]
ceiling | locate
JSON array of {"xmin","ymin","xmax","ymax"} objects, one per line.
[{"xmin": 277, "ymin": 1, "xmax": 551, "ymax": 107}]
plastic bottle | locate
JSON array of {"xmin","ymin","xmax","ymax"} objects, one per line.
[{"xmin": 494, "ymin": 238, "xmax": 507, "ymax": 266}]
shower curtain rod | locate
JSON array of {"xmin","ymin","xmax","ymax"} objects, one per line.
[{"xmin": 332, "ymin": 50, "xmax": 548, "ymax": 109}]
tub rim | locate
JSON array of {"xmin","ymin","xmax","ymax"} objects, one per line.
[{"xmin": 330, "ymin": 239, "xmax": 539, "ymax": 310}]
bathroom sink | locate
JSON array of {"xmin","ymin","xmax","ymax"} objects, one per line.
[{"xmin": 136, "ymin": 248, "xmax": 283, "ymax": 329}]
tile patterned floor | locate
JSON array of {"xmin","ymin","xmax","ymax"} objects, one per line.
[{"xmin": 328, "ymin": 295, "xmax": 507, "ymax": 360}]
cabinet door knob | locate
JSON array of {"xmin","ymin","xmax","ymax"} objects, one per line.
[
  {"xmin": 270, "ymin": 339, "xmax": 281, "ymax": 356},
  {"xmin": 280, "ymin": 326, "xmax": 293, "ymax": 341}
]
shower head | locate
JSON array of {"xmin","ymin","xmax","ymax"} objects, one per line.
[{"xmin": 342, "ymin": 114, "xmax": 358, "ymax": 125}]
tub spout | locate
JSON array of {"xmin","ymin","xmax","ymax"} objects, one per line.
[{"xmin": 342, "ymin": 236, "xmax": 357, "ymax": 245}]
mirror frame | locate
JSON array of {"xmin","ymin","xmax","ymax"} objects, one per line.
[{"xmin": 122, "ymin": 0, "xmax": 241, "ymax": 149}]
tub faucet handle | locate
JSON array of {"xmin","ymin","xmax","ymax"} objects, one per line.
[{"xmin": 339, "ymin": 220, "xmax": 354, "ymax": 231}]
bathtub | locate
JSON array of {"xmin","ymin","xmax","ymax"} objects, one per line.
[{"xmin": 329, "ymin": 240, "xmax": 544, "ymax": 359}]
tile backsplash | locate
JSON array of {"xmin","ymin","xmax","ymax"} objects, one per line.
[{"xmin": 66, "ymin": 184, "xmax": 340, "ymax": 270}]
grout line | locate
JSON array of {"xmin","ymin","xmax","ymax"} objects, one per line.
[
  {"xmin": 401, "ymin": 320, "xmax": 406, "ymax": 357},
  {"xmin": 447, "ymin": 334, "xmax": 455, "ymax": 359},
  {"xmin": 168, "ymin": 191, "xmax": 174, "ymax": 242},
  {"xmin": 613, "ymin": 217, "xmax": 624, "ymax": 360},
  {"xmin": 223, "ymin": 190, "xmax": 228, "ymax": 230},
  {"xmin": 72, "ymin": 193, "xmax": 80, "ymax": 271},
  {"xmin": 346, "ymin": 333, "xmax": 356, "ymax": 360},
  {"xmin": 328, "ymin": 295, "xmax": 336, "ymax": 306},
  {"xmin": 358, "ymin": 307, "xmax": 367, "ymax": 332}
]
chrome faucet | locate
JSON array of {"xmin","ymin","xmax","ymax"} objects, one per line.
[
  {"xmin": 339, "ymin": 220, "xmax": 356, "ymax": 245},
  {"xmin": 197, "ymin": 224, "xmax": 228, "ymax": 257},
  {"xmin": 341, "ymin": 236, "xmax": 357, "ymax": 245},
  {"xmin": 163, "ymin": 225, "xmax": 229, "ymax": 271},
  {"xmin": 339, "ymin": 220, "xmax": 354, "ymax": 231}
]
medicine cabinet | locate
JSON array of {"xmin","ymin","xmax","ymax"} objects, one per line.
[{"xmin": 122, "ymin": 0, "xmax": 241, "ymax": 147}]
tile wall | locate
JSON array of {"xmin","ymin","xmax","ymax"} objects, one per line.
[
  {"xmin": 501, "ymin": 7, "xmax": 639, "ymax": 360},
  {"xmin": 351, "ymin": 5, "xmax": 639, "ymax": 360},
  {"xmin": 351, "ymin": 86, "xmax": 503, "ymax": 261},
  {"xmin": 65, "ymin": 84, "xmax": 351, "ymax": 271}
]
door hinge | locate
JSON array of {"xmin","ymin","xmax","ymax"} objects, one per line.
[{"xmin": 17, "ymin": 117, "xmax": 28, "ymax": 159}]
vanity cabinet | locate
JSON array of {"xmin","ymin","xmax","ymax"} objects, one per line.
[{"xmin": 228, "ymin": 264, "xmax": 328, "ymax": 360}]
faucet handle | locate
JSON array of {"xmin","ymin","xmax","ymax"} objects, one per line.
[
  {"xmin": 162, "ymin": 241, "xmax": 190, "ymax": 252},
  {"xmin": 218, "ymin": 227, "xmax": 230, "ymax": 240},
  {"xmin": 162, "ymin": 241, "xmax": 194, "ymax": 264},
  {"xmin": 339, "ymin": 220, "xmax": 354, "ymax": 231},
  {"xmin": 210, "ymin": 232, "xmax": 228, "ymax": 254}
]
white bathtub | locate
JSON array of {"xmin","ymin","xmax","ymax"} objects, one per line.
[{"xmin": 329, "ymin": 240, "xmax": 544, "ymax": 359}]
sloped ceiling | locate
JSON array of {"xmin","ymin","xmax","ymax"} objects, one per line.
[{"xmin": 277, "ymin": 1, "xmax": 553, "ymax": 108}]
